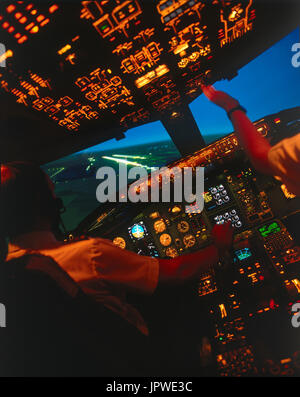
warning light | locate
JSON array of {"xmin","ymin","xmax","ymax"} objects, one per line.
[
  {"xmin": 8, "ymin": 26, "xmax": 14, "ymax": 33},
  {"xmin": 269, "ymin": 299, "xmax": 275, "ymax": 310},
  {"xmin": 274, "ymin": 118, "xmax": 281, "ymax": 124},
  {"xmin": 15, "ymin": 12, "xmax": 22, "ymax": 19},
  {"xmin": 19, "ymin": 16, "xmax": 27, "ymax": 24},
  {"xmin": 31, "ymin": 10, "xmax": 37, "ymax": 16},
  {"xmin": 2, "ymin": 21, "xmax": 9, "ymax": 29}
]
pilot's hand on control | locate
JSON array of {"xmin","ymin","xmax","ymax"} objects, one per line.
[
  {"xmin": 211, "ymin": 223, "xmax": 234, "ymax": 254},
  {"xmin": 202, "ymin": 85, "xmax": 239, "ymax": 112}
]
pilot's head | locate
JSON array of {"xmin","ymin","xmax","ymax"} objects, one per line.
[{"xmin": 0, "ymin": 161, "xmax": 62, "ymax": 240}]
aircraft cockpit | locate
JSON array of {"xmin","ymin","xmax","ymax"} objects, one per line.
[{"xmin": 1, "ymin": 0, "xmax": 300, "ymax": 377}]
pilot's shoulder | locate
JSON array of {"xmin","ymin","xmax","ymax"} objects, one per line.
[{"xmin": 63, "ymin": 235, "xmax": 114, "ymax": 248}]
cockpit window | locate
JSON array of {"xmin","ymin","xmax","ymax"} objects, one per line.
[
  {"xmin": 42, "ymin": 120, "xmax": 181, "ymax": 231},
  {"xmin": 43, "ymin": 28, "xmax": 299, "ymax": 232},
  {"xmin": 190, "ymin": 29, "xmax": 300, "ymax": 145}
]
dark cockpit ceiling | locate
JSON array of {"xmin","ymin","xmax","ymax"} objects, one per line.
[{"xmin": 0, "ymin": 0, "xmax": 298, "ymax": 164}]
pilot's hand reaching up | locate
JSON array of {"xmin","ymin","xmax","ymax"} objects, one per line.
[
  {"xmin": 201, "ymin": 85, "xmax": 239, "ymax": 112},
  {"xmin": 202, "ymin": 84, "xmax": 300, "ymax": 196}
]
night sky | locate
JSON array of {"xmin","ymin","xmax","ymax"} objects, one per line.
[{"xmin": 81, "ymin": 28, "xmax": 300, "ymax": 152}]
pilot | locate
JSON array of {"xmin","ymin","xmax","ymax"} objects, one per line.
[
  {"xmin": 202, "ymin": 85, "xmax": 300, "ymax": 196},
  {"xmin": 1, "ymin": 161, "xmax": 233, "ymax": 337}
]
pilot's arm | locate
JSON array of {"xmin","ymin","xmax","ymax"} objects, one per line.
[
  {"xmin": 158, "ymin": 223, "xmax": 232, "ymax": 284},
  {"xmin": 202, "ymin": 85, "xmax": 300, "ymax": 196},
  {"xmin": 74, "ymin": 223, "xmax": 233, "ymax": 293}
]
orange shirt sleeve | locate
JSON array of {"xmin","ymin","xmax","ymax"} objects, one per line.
[
  {"xmin": 268, "ymin": 133, "xmax": 300, "ymax": 196},
  {"xmin": 89, "ymin": 238, "xmax": 159, "ymax": 294}
]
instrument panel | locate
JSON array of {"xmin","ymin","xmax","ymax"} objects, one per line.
[
  {"xmin": 94, "ymin": 165, "xmax": 273, "ymax": 259},
  {"xmin": 0, "ymin": 0, "xmax": 296, "ymax": 136}
]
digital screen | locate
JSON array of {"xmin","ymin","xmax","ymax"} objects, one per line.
[
  {"xmin": 204, "ymin": 184, "xmax": 231, "ymax": 212},
  {"xmin": 235, "ymin": 248, "xmax": 252, "ymax": 262},
  {"xmin": 129, "ymin": 222, "xmax": 147, "ymax": 240},
  {"xmin": 259, "ymin": 222, "xmax": 281, "ymax": 238},
  {"xmin": 211, "ymin": 209, "xmax": 243, "ymax": 229}
]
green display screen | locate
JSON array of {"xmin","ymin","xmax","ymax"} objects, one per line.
[{"xmin": 259, "ymin": 222, "xmax": 281, "ymax": 237}]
